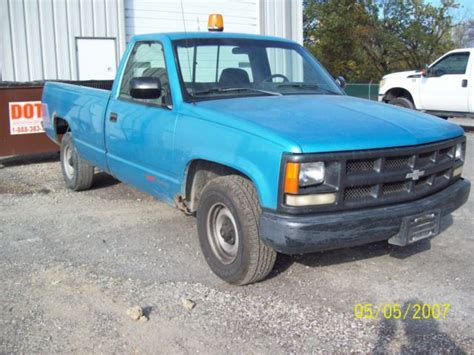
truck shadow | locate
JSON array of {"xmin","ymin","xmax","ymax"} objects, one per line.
[
  {"xmin": 372, "ymin": 298, "xmax": 466, "ymax": 354},
  {"xmin": 270, "ymin": 215, "xmax": 453, "ymax": 277},
  {"xmin": 0, "ymin": 152, "xmax": 59, "ymax": 167},
  {"xmin": 90, "ymin": 172, "xmax": 121, "ymax": 189}
]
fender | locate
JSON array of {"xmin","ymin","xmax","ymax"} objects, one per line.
[
  {"xmin": 173, "ymin": 113, "xmax": 292, "ymax": 210},
  {"xmin": 379, "ymin": 70, "xmax": 421, "ymax": 109},
  {"xmin": 380, "ymin": 83, "xmax": 420, "ymax": 109}
]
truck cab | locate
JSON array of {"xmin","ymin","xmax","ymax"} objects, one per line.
[
  {"xmin": 379, "ymin": 48, "xmax": 474, "ymax": 118},
  {"xmin": 42, "ymin": 31, "xmax": 470, "ymax": 285}
]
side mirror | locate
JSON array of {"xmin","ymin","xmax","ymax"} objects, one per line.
[
  {"xmin": 421, "ymin": 64, "xmax": 429, "ymax": 77},
  {"xmin": 335, "ymin": 76, "xmax": 346, "ymax": 89},
  {"xmin": 130, "ymin": 77, "xmax": 162, "ymax": 99}
]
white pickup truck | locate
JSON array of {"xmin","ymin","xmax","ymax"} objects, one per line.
[{"xmin": 378, "ymin": 48, "xmax": 474, "ymax": 118}]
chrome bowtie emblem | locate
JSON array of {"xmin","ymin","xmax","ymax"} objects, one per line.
[{"xmin": 406, "ymin": 169, "xmax": 425, "ymax": 180}]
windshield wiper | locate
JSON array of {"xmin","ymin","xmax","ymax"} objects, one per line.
[
  {"xmin": 277, "ymin": 83, "xmax": 340, "ymax": 95},
  {"xmin": 193, "ymin": 87, "xmax": 282, "ymax": 97}
]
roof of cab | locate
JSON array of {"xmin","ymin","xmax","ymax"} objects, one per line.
[
  {"xmin": 446, "ymin": 48, "xmax": 474, "ymax": 54},
  {"xmin": 130, "ymin": 32, "xmax": 295, "ymax": 44}
]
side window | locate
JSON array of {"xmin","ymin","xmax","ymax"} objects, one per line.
[
  {"xmin": 430, "ymin": 53, "xmax": 470, "ymax": 76},
  {"xmin": 119, "ymin": 41, "xmax": 170, "ymax": 106}
]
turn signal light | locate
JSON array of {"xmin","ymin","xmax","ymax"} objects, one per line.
[
  {"xmin": 284, "ymin": 162, "xmax": 300, "ymax": 194},
  {"xmin": 208, "ymin": 14, "xmax": 224, "ymax": 32},
  {"xmin": 453, "ymin": 166, "xmax": 463, "ymax": 177}
]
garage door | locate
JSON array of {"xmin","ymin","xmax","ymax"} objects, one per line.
[{"xmin": 125, "ymin": 0, "xmax": 259, "ymax": 41}]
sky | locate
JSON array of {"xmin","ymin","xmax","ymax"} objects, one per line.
[{"xmin": 427, "ymin": 0, "xmax": 474, "ymax": 21}]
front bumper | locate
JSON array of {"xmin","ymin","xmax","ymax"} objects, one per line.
[{"xmin": 259, "ymin": 179, "xmax": 470, "ymax": 254}]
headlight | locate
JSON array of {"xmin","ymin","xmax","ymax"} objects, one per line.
[
  {"xmin": 379, "ymin": 78, "xmax": 386, "ymax": 88},
  {"xmin": 455, "ymin": 143, "xmax": 465, "ymax": 160},
  {"xmin": 283, "ymin": 160, "xmax": 337, "ymax": 206},
  {"xmin": 299, "ymin": 162, "xmax": 325, "ymax": 186}
]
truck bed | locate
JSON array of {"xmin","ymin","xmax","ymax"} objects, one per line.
[
  {"xmin": 42, "ymin": 80, "xmax": 112, "ymax": 170},
  {"xmin": 58, "ymin": 80, "xmax": 114, "ymax": 91},
  {"xmin": 1, "ymin": 79, "xmax": 113, "ymax": 91}
]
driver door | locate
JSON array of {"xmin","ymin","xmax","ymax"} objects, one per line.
[
  {"xmin": 419, "ymin": 52, "xmax": 470, "ymax": 112},
  {"xmin": 105, "ymin": 41, "xmax": 178, "ymax": 200}
]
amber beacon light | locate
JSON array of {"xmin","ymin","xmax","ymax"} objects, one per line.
[{"xmin": 208, "ymin": 14, "xmax": 224, "ymax": 32}]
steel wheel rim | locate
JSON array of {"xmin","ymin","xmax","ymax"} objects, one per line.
[
  {"xmin": 207, "ymin": 202, "xmax": 239, "ymax": 265},
  {"xmin": 63, "ymin": 145, "xmax": 75, "ymax": 179}
]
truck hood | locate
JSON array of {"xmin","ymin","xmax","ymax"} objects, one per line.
[
  {"xmin": 382, "ymin": 70, "xmax": 419, "ymax": 80},
  {"xmin": 193, "ymin": 95, "xmax": 464, "ymax": 153}
]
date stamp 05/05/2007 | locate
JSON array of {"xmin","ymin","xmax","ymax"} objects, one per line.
[{"xmin": 354, "ymin": 303, "xmax": 451, "ymax": 320}]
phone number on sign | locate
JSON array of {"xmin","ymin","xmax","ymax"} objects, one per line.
[
  {"xmin": 11, "ymin": 125, "xmax": 44, "ymax": 134},
  {"xmin": 354, "ymin": 303, "xmax": 451, "ymax": 320}
]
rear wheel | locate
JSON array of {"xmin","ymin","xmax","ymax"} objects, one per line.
[
  {"xmin": 389, "ymin": 97, "xmax": 415, "ymax": 110},
  {"xmin": 197, "ymin": 175, "xmax": 276, "ymax": 285},
  {"xmin": 60, "ymin": 132, "xmax": 94, "ymax": 191}
]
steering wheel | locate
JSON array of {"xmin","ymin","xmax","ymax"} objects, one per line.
[{"xmin": 262, "ymin": 74, "xmax": 290, "ymax": 83}]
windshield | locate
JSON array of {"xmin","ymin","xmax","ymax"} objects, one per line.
[{"xmin": 173, "ymin": 38, "xmax": 343, "ymax": 101}]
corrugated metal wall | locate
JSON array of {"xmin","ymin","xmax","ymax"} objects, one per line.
[
  {"xmin": 260, "ymin": 0, "xmax": 303, "ymax": 44},
  {"xmin": 124, "ymin": 0, "xmax": 303, "ymax": 44},
  {"xmin": 1, "ymin": 0, "xmax": 303, "ymax": 82},
  {"xmin": 1, "ymin": 0, "xmax": 126, "ymax": 82},
  {"xmin": 124, "ymin": 0, "xmax": 260, "ymax": 41}
]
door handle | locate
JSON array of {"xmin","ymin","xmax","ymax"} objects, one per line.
[
  {"xmin": 462, "ymin": 79, "xmax": 468, "ymax": 87},
  {"xmin": 110, "ymin": 112, "xmax": 118, "ymax": 122}
]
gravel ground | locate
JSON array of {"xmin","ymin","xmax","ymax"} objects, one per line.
[{"xmin": 1, "ymin": 134, "xmax": 473, "ymax": 354}]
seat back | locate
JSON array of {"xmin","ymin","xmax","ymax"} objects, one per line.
[{"xmin": 218, "ymin": 68, "xmax": 250, "ymax": 88}]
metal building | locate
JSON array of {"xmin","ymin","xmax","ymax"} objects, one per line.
[{"xmin": 1, "ymin": 0, "xmax": 303, "ymax": 82}]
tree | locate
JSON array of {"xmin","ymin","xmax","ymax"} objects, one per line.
[
  {"xmin": 304, "ymin": 0, "xmax": 460, "ymax": 82},
  {"xmin": 452, "ymin": 19, "xmax": 474, "ymax": 48},
  {"xmin": 304, "ymin": 0, "xmax": 376, "ymax": 81}
]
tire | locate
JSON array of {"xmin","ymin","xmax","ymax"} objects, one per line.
[
  {"xmin": 389, "ymin": 97, "xmax": 415, "ymax": 110},
  {"xmin": 60, "ymin": 132, "xmax": 94, "ymax": 191},
  {"xmin": 197, "ymin": 175, "xmax": 277, "ymax": 285}
]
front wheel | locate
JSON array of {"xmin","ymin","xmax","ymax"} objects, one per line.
[
  {"xmin": 60, "ymin": 132, "xmax": 94, "ymax": 191},
  {"xmin": 197, "ymin": 175, "xmax": 276, "ymax": 285},
  {"xmin": 389, "ymin": 97, "xmax": 415, "ymax": 110}
]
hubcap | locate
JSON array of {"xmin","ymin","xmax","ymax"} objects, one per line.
[
  {"xmin": 63, "ymin": 145, "xmax": 75, "ymax": 179},
  {"xmin": 207, "ymin": 203, "xmax": 239, "ymax": 264}
]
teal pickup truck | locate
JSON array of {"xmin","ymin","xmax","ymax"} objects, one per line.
[{"xmin": 42, "ymin": 32, "xmax": 470, "ymax": 285}]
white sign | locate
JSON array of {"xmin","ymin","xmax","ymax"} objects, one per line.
[{"xmin": 9, "ymin": 101, "xmax": 44, "ymax": 135}]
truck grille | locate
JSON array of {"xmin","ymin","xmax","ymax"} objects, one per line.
[
  {"xmin": 382, "ymin": 181, "xmax": 408, "ymax": 195},
  {"xmin": 346, "ymin": 159, "xmax": 376, "ymax": 173},
  {"xmin": 282, "ymin": 136, "xmax": 466, "ymax": 214},
  {"xmin": 344, "ymin": 185, "xmax": 374, "ymax": 200},
  {"xmin": 341, "ymin": 138, "xmax": 464, "ymax": 209},
  {"xmin": 382, "ymin": 156, "xmax": 410, "ymax": 170}
]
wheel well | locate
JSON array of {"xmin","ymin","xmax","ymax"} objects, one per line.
[
  {"xmin": 184, "ymin": 160, "xmax": 252, "ymax": 213},
  {"xmin": 383, "ymin": 88, "xmax": 414, "ymax": 104},
  {"xmin": 54, "ymin": 117, "xmax": 69, "ymax": 142}
]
